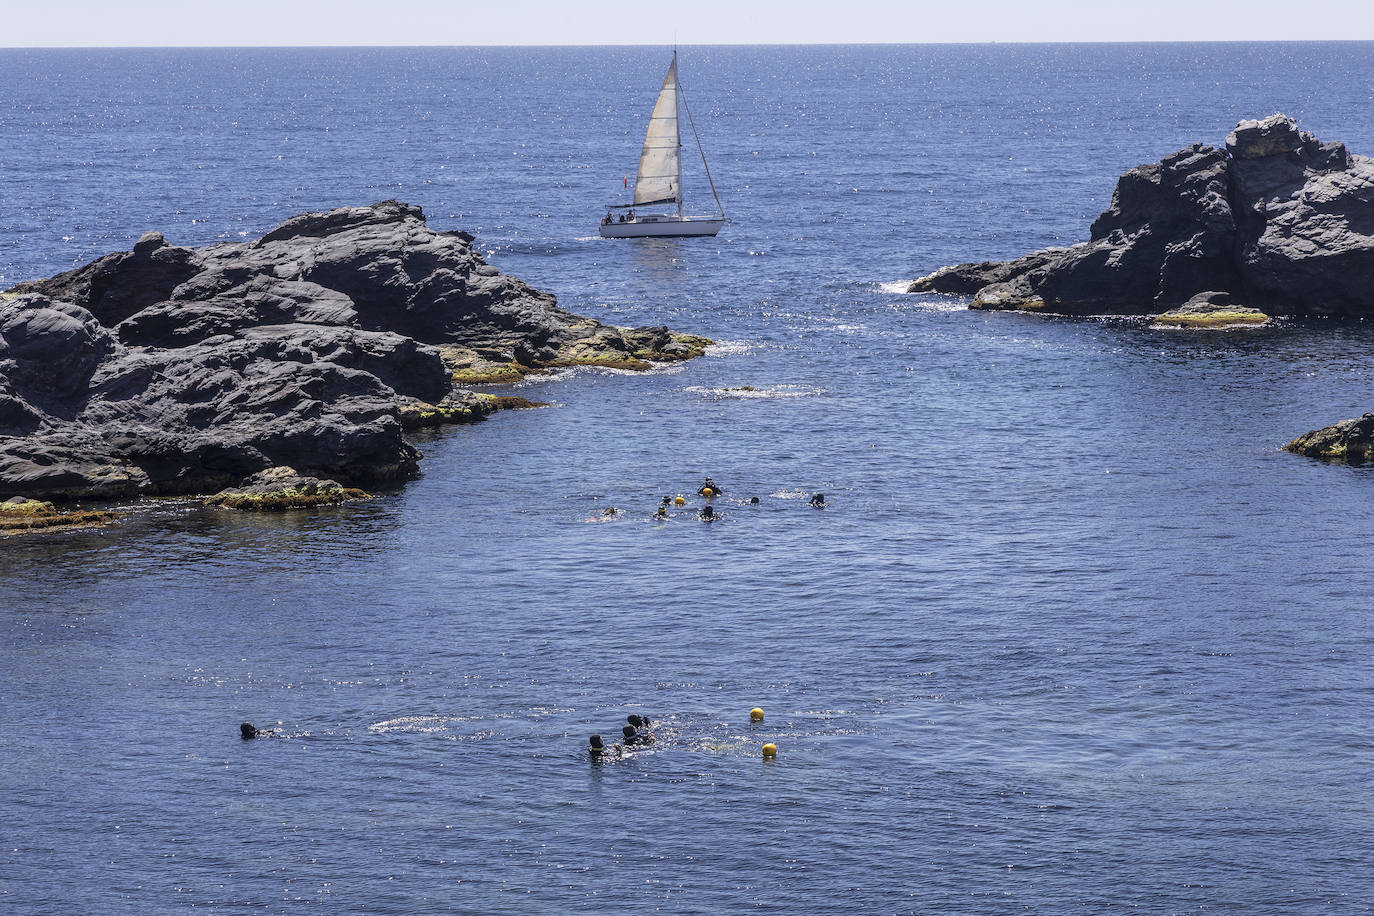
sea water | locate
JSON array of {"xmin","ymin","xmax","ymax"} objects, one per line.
[{"xmin": 2, "ymin": 44, "xmax": 1374, "ymax": 913}]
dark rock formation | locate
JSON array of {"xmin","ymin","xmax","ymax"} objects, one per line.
[
  {"xmin": 1285, "ymin": 414, "xmax": 1374, "ymax": 464},
  {"xmin": 910, "ymin": 114, "xmax": 1374, "ymax": 317},
  {"xmin": 1, "ymin": 201, "xmax": 709, "ymax": 501}
]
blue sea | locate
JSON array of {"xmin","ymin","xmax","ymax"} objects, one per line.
[{"xmin": 3, "ymin": 43, "xmax": 1374, "ymax": 913}]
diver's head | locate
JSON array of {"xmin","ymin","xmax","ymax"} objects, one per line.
[
  {"xmin": 700, "ymin": 505, "xmax": 714, "ymax": 519},
  {"xmin": 623, "ymin": 725, "xmax": 638, "ymax": 739},
  {"xmin": 590, "ymin": 734, "xmax": 604, "ymax": 749},
  {"xmin": 240, "ymin": 722, "xmax": 258, "ymax": 740},
  {"xmin": 627, "ymin": 714, "xmax": 644, "ymax": 728},
  {"xmin": 750, "ymin": 496, "xmax": 760, "ymax": 504}
]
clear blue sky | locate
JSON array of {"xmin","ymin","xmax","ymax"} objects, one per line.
[{"xmin": 5, "ymin": 0, "xmax": 1372, "ymax": 46}]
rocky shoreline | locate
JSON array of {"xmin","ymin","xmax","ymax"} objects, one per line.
[
  {"xmin": 0, "ymin": 200, "xmax": 709, "ymax": 513},
  {"xmin": 910, "ymin": 114, "xmax": 1374, "ymax": 325}
]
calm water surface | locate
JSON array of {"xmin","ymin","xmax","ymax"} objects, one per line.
[{"xmin": 2, "ymin": 44, "xmax": 1374, "ymax": 913}]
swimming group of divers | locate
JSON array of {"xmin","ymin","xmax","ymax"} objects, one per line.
[
  {"xmin": 595, "ymin": 477, "xmax": 826, "ymax": 523},
  {"xmin": 588, "ymin": 714, "xmax": 655, "ymax": 760}
]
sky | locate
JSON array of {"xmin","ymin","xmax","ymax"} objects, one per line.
[{"xmin": 3, "ymin": 0, "xmax": 1373, "ymax": 46}]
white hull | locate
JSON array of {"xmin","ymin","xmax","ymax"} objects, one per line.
[{"xmin": 599, "ymin": 216, "xmax": 724, "ymax": 238}]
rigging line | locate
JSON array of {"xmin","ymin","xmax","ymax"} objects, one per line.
[{"xmin": 677, "ymin": 79, "xmax": 725, "ymax": 218}]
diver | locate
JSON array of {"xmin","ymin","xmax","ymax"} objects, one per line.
[
  {"xmin": 810, "ymin": 492, "xmax": 826, "ymax": 508},
  {"xmin": 654, "ymin": 505, "xmax": 668, "ymax": 519},
  {"xmin": 750, "ymin": 496, "xmax": 760, "ymax": 504},
  {"xmin": 589, "ymin": 734, "xmax": 622, "ymax": 759},
  {"xmin": 627, "ymin": 714, "xmax": 652, "ymax": 731},
  {"xmin": 699, "ymin": 505, "xmax": 717, "ymax": 521},
  {"xmin": 698, "ymin": 477, "xmax": 723, "ymax": 497},
  {"xmin": 622, "ymin": 724, "xmax": 655, "ymax": 747},
  {"xmin": 239, "ymin": 722, "xmax": 276, "ymax": 740}
]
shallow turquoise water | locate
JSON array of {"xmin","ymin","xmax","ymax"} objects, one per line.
[{"xmin": 3, "ymin": 44, "xmax": 1374, "ymax": 912}]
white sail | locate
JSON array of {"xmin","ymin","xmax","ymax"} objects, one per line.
[{"xmin": 633, "ymin": 57, "xmax": 681, "ymax": 207}]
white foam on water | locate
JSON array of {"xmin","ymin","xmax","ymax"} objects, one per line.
[
  {"xmin": 704, "ymin": 339, "xmax": 753, "ymax": 357},
  {"xmin": 683, "ymin": 384, "xmax": 824, "ymax": 401}
]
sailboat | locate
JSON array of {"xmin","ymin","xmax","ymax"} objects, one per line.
[{"xmin": 599, "ymin": 51, "xmax": 725, "ymax": 238}]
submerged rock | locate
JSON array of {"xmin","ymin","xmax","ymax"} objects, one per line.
[
  {"xmin": 910, "ymin": 115, "xmax": 1374, "ymax": 317},
  {"xmin": 1285, "ymin": 414, "xmax": 1374, "ymax": 464},
  {"xmin": 1, "ymin": 201, "xmax": 710, "ymax": 501}
]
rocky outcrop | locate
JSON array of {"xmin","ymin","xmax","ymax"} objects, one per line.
[
  {"xmin": 1, "ymin": 201, "xmax": 709, "ymax": 501},
  {"xmin": 205, "ymin": 466, "xmax": 370, "ymax": 511},
  {"xmin": 0, "ymin": 495, "xmax": 118, "ymax": 535},
  {"xmin": 910, "ymin": 115, "xmax": 1374, "ymax": 318},
  {"xmin": 1150, "ymin": 291, "xmax": 1270, "ymax": 329},
  {"xmin": 1285, "ymin": 414, "xmax": 1374, "ymax": 464}
]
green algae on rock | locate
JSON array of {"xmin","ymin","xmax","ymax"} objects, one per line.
[
  {"xmin": 0, "ymin": 495, "xmax": 119, "ymax": 535},
  {"xmin": 205, "ymin": 467, "xmax": 370, "ymax": 511},
  {"xmin": 1284, "ymin": 413, "xmax": 1374, "ymax": 464}
]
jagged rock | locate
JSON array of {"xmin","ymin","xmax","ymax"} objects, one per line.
[
  {"xmin": 205, "ymin": 466, "xmax": 370, "ymax": 511},
  {"xmin": 1, "ymin": 201, "xmax": 710, "ymax": 501},
  {"xmin": 1285, "ymin": 413, "xmax": 1374, "ymax": 464},
  {"xmin": 910, "ymin": 115, "xmax": 1374, "ymax": 317}
]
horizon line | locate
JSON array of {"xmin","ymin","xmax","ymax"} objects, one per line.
[{"xmin": 3, "ymin": 38, "xmax": 1373, "ymax": 50}]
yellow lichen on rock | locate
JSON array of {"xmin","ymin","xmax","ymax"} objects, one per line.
[
  {"xmin": 450, "ymin": 363, "xmax": 528, "ymax": 385},
  {"xmin": 1152, "ymin": 307, "xmax": 1270, "ymax": 329}
]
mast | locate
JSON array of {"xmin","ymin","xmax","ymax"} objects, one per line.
[{"xmin": 675, "ymin": 49, "xmax": 683, "ymax": 219}]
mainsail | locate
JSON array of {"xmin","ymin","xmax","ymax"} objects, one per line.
[{"xmin": 633, "ymin": 56, "xmax": 681, "ymax": 207}]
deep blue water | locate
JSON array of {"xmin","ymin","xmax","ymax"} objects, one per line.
[{"xmin": 3, "ymin": 44, "xmax": 1374, "ymax": 913}]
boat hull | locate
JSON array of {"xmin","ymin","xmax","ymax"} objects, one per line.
[{"xmin": 599, "ymin": 216, "xmax": 724, "ymax": 238}]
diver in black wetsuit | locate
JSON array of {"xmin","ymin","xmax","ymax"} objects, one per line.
[
  {"xmin": 698, "ymin": 477, "xmax": 723, "ymax": 497},
  {"xmin": 810, "ymin": 492, "xmax": 826, "ymax": 508},
  {"xmin": 240, "ymin": 722, "xmax": 277, "ymax": 739},
  {"xmin": 622, "ymin": 724, "xmax": 655, "ymax": 747},
  {"xmin": 589, "ymin": 734, "xmax": 621, "ymax": 759}
]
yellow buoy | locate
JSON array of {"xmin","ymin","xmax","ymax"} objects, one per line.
[
  {"xmin": 762, "ymin": 742, "xmax": 778, "ymax": 758},
  {"xmin": 750, "ymin": 707, "xmax": 764, "ymax": 722},
  {"xmin": 674, "ymin": 495, "xmax": 686, "ymax": 506},
  {"xmin": 702, "ymin": 487, "xmax": 715, "ymax": 498}
]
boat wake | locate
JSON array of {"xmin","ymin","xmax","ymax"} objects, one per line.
[{"xmin": 683, "ymin": 383, "xmax": 823, "ymax": 401}]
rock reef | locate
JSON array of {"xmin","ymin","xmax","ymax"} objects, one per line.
[
  {"xmin": 0, "ymin": 496, "xmax": 118, "ymax": 535},
  {"xmin": 910, "ymin": 114, "xmax": 1374, "ymax": 320},
  {"xmin": 205, "ymin": 466, "xmax": 370, "ymax": 511},
  {"xmin": 1285, "ymin": 414, "xmax": 1374, "ymax": 465},
  {"xmin": 1, "ymin": 201, "xmax": 708, "ymax": 501}
]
